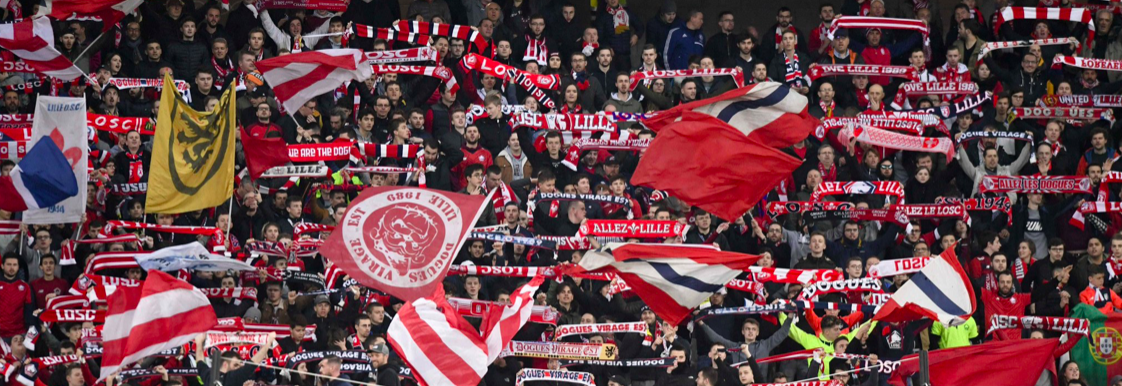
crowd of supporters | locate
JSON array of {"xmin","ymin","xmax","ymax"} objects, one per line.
[{"xmin": 2, "ymin": 0, "xmax": 1122, "ymax": 385}]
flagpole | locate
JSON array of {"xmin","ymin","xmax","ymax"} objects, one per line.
[
  {"xmin": 74, "ymin": 31, "xmax": 108, "ymax": 64},
  {"xmin": 918, "ymin": 348, "xmax": 930, "ymax": 386}
]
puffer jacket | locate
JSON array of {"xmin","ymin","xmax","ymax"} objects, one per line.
[{"xmin": 165, "ymin": 38, "xmax": 209, "ymax": 81}]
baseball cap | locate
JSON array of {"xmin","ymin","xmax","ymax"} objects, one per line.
[
  {"xmin": 167, "ymin": 0, "xmax": 185, "ymax": 6},
  {"xmin": 314, "ymin": 295, "xmax": 331, "ymax": 306},
  {"xmin": 603, "ymin": 155, "xmax": 620, "ymax": 165},
  {"xmin": 368, "ymin": 343, "xmax": 390, "ymax": 355},
  {"xmin": 834, "ymin": 29, "xmax": 849, "ymax": 38},
  {"xmin": 866, "ymin": 28, "xmax": 883, "ymax": 36}
]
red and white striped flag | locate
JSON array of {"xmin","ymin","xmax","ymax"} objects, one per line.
[
  {"xmin": 255, "ymin": 49, "xmax": 374, "ymax": 115},
  {"xmin": 0, "ymin": 219, "xmax": 18, "ymax": 235},
  {"xmin": 38, "ymin": 0, "xmax": 143, "ymax": 32},
  {"xmin": 0, "ymin": 18, "xmax": 85, "ymax": 81},
  {"xmin": 388, "ymin": 276, "xmax": 544, "ymax": 386},
  {"xmin": 98, "ymin": 270, "xmax": 217, "ymax": 382}
]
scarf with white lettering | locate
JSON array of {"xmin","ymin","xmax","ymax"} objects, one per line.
[
  {"xmin": 575, "ymin": 220, "xmax": 686, "ymax": 238},
  {"xmin": 808, "ymin": 64, "xmax": 919, "ymax": 82},
  {"xmin": 515, "ymin": 369, "xmax": 595, "ymax": 386},
  {"xmin": 814, "ymin": 116, "xmax": 924, "ymax": 141},
  {"xmin": 500, "ymin": 341, "xmax": 617, "ymax": 360},
  {"xmin": 798, "ymin": 278, "xmax": 884, "ymax": 301},
  {"xmin": 554, "ymin": 322, "xmax": 648, "ymax": 339},
  {"xmin": 811, "ymin": 180, "xmax": 905, "ymax": 202},
  {"xmin": 986, "ymin": 315, "xmax": 1089, "ymax": 336},
  {"xmin": 749, "ymin": 266, "xmax": 844, "ymax": 284},
  {"xmin": 510, "ymin": 113, "xmax": 616, "ymax": 132},
  {"xmin": 868, "ymin": 256, "xmax": 930, "ymax": 278},
  {"xmin": 199, "ymin": 287, "xmax": 259, "ymax": 301},
  {"xmin": 102, "ymin": 220, "xmax": 221, "ymax": 236},
  {"xmin": 364, "ymin": 47, "xmax": 438, "ymax": 64},
  {"xmin": 1039, "ymin": 94, "xmax": 1122, "ymax": 108},
  {"xmin": 764, "ymin": 201, "xmax": 854, "ymax": 218},
  {"xmin": 628, "ymin": 68, "xmax": 744, "ymax": 91},
  {"xmin": 1011, "ymin": 106, "xmax": 1114, "ymax": 122},
  {"xmin": 560, "ymin": 137, "xmax": 649, "ymax": 170},
  {"xmin": 979, "ymin": 175, "xmax": 1092, "ymax": 194},
  {"xmin": 372, "ymin": 65, "xmax": 458, "ymax": 93},
  {"xmin": 892, "ymin": 82, "xmax": 978, "ymax": 108}
]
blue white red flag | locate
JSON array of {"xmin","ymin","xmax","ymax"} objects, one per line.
[
  {"xmin": 873, "ymin": 246, "xmax": 976, "ymax": 326},
  {"xmin": 567, "ymin": 243, "xmax": 761, "ymax": 324},
  {"xmin": 0, "ymin": 139, "xmax": 77, "ymax": 212}
]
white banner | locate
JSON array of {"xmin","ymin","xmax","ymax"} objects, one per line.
[
  {"xmin": 25, "ymin": 97, "xmax": 86, "ymax": 224},
  {"xmin": 136, "ymin": 242, "xmax": 257, "ymax": 272}
]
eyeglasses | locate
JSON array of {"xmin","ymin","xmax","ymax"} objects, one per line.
[{"xmin": 880, "ymin": 165, "xmax": 893, "ymax": 169}]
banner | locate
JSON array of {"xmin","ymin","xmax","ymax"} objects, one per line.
[
  {"xmin": 499, "ymin": 341, "xmax": 617, "ymax": 360},
  {"xmin": 509, "ymin": 113, "xmax": 616, "ymax": 132},
  {"xmin": 628, "ymin": 68, "xmax": 744, "ymax": 91},
  {"xmin": 136, "ymin": 243, "xmax": 257, "ymax": 272},
  {"xmin": 204, "ymin": 332, "xmax": 271, "ymax": 348},
  {"xmin": 696, "ymin": 303, "xmax": 798, "ymax": 320},
  {"xmin": 146, "ymin": 74, "xmax": 236, "ymax": 213},
  {"xmin": 810, "ymin": 180, "xmax": 905, "ymax": 202},
  {"xmin": 23, "ymin": 96, "xmax": 86, "ymax": 224},
  {"xmin": 765, "ymin": 201, "xmax": 854, "ymax": 218},
  {"xmin": 284, "ymin": 350, "xmax": 370, "ymax": 367},
  {"xmin": 1011, "ymin": 106, "xmax": 1113, "ymax": 121},
  {"xmin": 553, "ymin": 322, "xmax": 649, "ymax": 339},
  {"xmin": 1039, "ymin": 94, "xmax": 1122, "ymax": 108},
  {"xmin": 198, "ymin": 287, "xmax": 259, "ymax": 301},
  {"xmin": 979, "ymin": 175, "xmax": 1092, "ymax": 194},
  {"xmin": 749, "ymin": 266, "xmax": 844, "ymax": 284},
  {"xmin": 468, "ymin": 232, "xmax": 556, "ymax": 249},
  {"xmin": 1052, "ymin": 54, "xmax": 1122, "ymax": 72},
  {"xmin": 39, "ymin": 309, "xmax": 105, "ymax": 323},
  {"xmin": 978, "ymin": 37, "xmax": 1077, "ymax": 65},
  {"xmin": 814, "ymin": 116, "xmax": 924, "ymax": 141},
  {"xmin": 319, "ymin": 186, "xmax": 491, "ymax": 302}
]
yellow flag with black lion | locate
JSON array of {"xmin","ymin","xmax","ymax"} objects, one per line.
[{"xmin": 146, "ymin": 73, "xmax": 237, "ymax": 213}]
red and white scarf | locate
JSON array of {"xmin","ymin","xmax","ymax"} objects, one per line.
[
  {"xmin": 935, "ymin": 196, "xmax": 1014, "ymax": 226},
  {"xmin": 749, "ymin": 266, "xmax": 843, "ymax": 285},
  {"xmin": 509, "ymin": 113, "xmax": 615, "ymax": 132},
  {"xmin": 575, "ymin": 220, "xmax": 687, "ymax": 238},
  {"xmin": 774, "ymin": 25, "xmax": 794, "ymax": 49},
  {"xmin": 798, "ymin": 278, "xmax": 884, "ymax": 300},
  {"xmin": 102, "ymin": 220, "xmax": 221, "ymax": 236},
  {"xmin": 892, "ymin": 82, "xmax": 978, "ymax": 108},
  {"xmin": 828, "ymin": 16, "xmax": 929, "ymax": 46},
  {"xmin": 1039, "ymin": 94, "xmax": 1122, "ymax": 108},
  {"xmin": 867, "ymin": 256, "xmax": 930, "ymax": 278},
  {"xmin": 811, "ymin": 180, "xmax": 905, "ymax": 202},
  {"xmin": 978, "ymin": 38, "xmax": 1077, "ymax": 66},
  {"xmin": 372, "ymin": 65, "xmax": 458, "ymax": 93},
  {"xmin": 814, "ymin": 116, "xmax": 924, "ymax": 141},
  {"xmin": 352, "ymin": 24, "xmax": 431, "ymax": 45},
  {"xmin": 628, "ymin": 68, "xmax": 744, "ymax": 91},
  {"xmin": 522, "ymin": 34, "xmax": 549, "ymax": 65},
  {"xmin": 365, "ymin": 47, "xmax": 438, "ymax": 64},
  {"xmin": 212, "ymin": 56, "xmax": 234, "ymax": 88},
  {"xmin": 808, "ymin": 64, "xmax": 919, "ymax": 82},
  {"xmin": 199, "ymin": 287, "xmax": 259, "ymax": 301},
  {"xmin": 994, "ymin": 7, "xmax": 1094, "ymax": 46},
  {"xmin": 986, "ymin": 315, "xmax": 1089, "ymax": 336},
  {"xmin": 394, "ymin": 20, "xmax": 484, "ymax": 51},
  {"xmin": 1052, "ymin": 54, "xmax": 1122, "ymax": 72},
  {"xmin": 606, "ymin": 6, "xmax": 630, "ymax": 34},
  {"xmin": 87, "ymin": 113, "xmax": 154, "ymax": 135},
  {"xmin": 1011, "ymin": 106, "xmax": 1114, "ymax": 122},
  {"xmin": 554, "ymin": 322, "xmax": 648, "ymax": 339},
  {"xmin": 460, "ymin": 54, "xmax": 561, "ymax": 90},
  {"xmin": 979, "ymin": 175, "xmax": 1092, "ymax": 194},
  {"xmin": 837, "ymin": 125, "xmax": 954, "ymax": 163},
  {"xmin": 560, "ymin": 137, "xmax": 650, "ymax": 170},
  {"xmin": 252, "ymin": 0, "xmax": 348, "ymax": 11},
  {"xmin": 764, "ymin": 201, "xmax": 854, "ymax": 218}
]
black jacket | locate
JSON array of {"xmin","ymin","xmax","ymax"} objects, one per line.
[{"xmin": 165, "ymin": 38, "xmax": 210, "ymax": 81}]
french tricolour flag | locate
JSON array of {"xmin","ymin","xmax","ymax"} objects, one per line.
[
  {"xmin": 0, "ymin": 139, "xmax": 78, "ymax": 212},
  {"xmin": 569, "ymin": 243, "xmax": 761, "ymax": 325},
  {"xmin": 873, "ymin": 246, "xmax": 976, "ymax": 326}
]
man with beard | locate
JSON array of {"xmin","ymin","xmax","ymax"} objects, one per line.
[
  {"xmin": 808, "ymin": 4, "xmax": 835, "ymax": 58},
  {"xmin": 703, "ymin": 11, "xmax": 736, "ymax": 68},
  {"xmin": 2, "ymin": 90, "xmax": 21, "ymax": 114},
  {"xmin": 980, "ymin": 271, "xmax": 1030, "ymax": 340},
  {"xmin": 589, "ymin": 47, "xmax": 618, "ymax": 98},
  {"xmin": 453, "ymin": 126, "xmax": 493, "ymax": 191},
  {"xmin": 761, "ymin": 7, "xmax": 808, "ymax": 65},
  {"xmin": 364, "ymin": 344, "xmax": 399, "ymax": 386},
  {"xmin": 569, "ymin": 52, "xmax": 607, "ymax": 109},
  {"xmin": 1072, "ymin": 237, "xmax": 1108, "ymax": 291},
  {"xmin": 196, "ymin": 5, "xmax": 231, "ymax": 47}
]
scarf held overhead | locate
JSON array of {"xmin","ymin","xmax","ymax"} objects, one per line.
[{"xmin": 979, "ymin": 175, "xmax": 1092, "ymax": 194}]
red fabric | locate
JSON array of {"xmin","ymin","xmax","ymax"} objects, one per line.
[
  {"xmin": 240, "ymin": 129, "xmax": 293, "ymax": 179},
  {"xmin": 0, "ymin": 279, "xmax": 31, "ymax": 337},
  {"xmin": 888, "ymin": 338, "xmax": 1060, "ymax": 386},
  {"xmin": 859, "ymin": 46, "xmax": 892, "ymax": 85},
  {"xmin": 632, "ymin": 114, "xmax": 803, "ymax": 221},
  {"xmin": 452, "ymin": 145, "xmax": 493, "ymax": 191},
  {"xmin": 981, "ymin": 288, "xmax": 1031, "ymax": 341}
]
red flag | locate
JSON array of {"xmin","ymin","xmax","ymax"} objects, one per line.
[
  {"xmin": 39, "ymin": 0, "xmax": 144, "ymax": 32},
  {"xmin": 631, "ymin": 113, "xmax": 802, "ymax": 221},
  {"xmin": 240, "ymin": 129, "xmax": 292, "ymax": 179},
  {"xmin": 98, "ymin": 270, "xmax": 217, "ymax": 382},
  {"xmin": 888, "ymin": 338, "xmax": 1059, "ymax": 386},
  {"xmin": 319, "ymin": 186, "xmax": 492, "ymax": 302}
]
